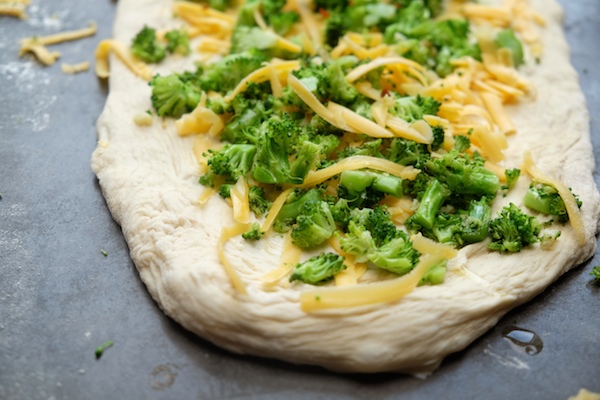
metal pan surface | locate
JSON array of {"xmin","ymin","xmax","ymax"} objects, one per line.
[{"xmin": 0, "ymin": 1, "xmax": 598, "ymax": 398}]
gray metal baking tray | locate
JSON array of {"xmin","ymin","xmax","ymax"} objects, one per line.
[{"xmin": 1, "ymin": 1, "xmax": 599, "ymax": 398}]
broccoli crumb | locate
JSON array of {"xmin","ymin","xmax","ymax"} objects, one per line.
[
  {"xmin": 590, "ymin": 266, "xmax": 600, "ymax": 282},
  {"xmin": 101, "ymin": 249, "xmax": 108, "ymax": 257},
  {"xmin": 95, "ymin": 341, "xmax": 114, "ymax": 359}
]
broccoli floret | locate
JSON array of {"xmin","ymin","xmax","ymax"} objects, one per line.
[
  {"xmin": 221, "ymin": 97, "xmax": 274, "ymax": 144},
  {"xmin": 273, "ymin": 188, "xmax": 323, "ymax": 233},
  {"xmin": 324, "ymin": 12, "xmax": 346, "ymax": 47},
  {"xmin": 289, "ymin": 253, "xmax": 346, "ymax": 285},
  {"xmin": 390, "ymin": 94, "xmax": 441, "ymax": 122},
  {"xmin": 406, "ymin": 179, "xmax": 450, "ymax": 231},
  {"xmin": 219, "ymin": 184, "xmax": 232, "ymax": 198},
  {"xmin": 496, "ymin": 29, "xmax": 524, "ymax": 67},
  {"xmin": 523, "ymin": 183, "xmax": 580, "ymax": 223},
  {"xmin": 337, "ymin": 139, "xmax": 382, "ymax": 160},
  {"xmin": 452, "ymin": 135, "xmax": 470, "ymax": 153},
  {"xmin": 165, "ymin": 29, "xmax": 190, "ymax": 56},
  {"xmin": 251, "ymin": 116, "xmax": 315, "ymax": 185},
  {"xmin": 425, "ymin": 149, "xmax": 500, "ymax": 197},
  {"xmin": 190, "ymin": 0, "xmax": 234, "ymax": 11},
  {"xmin": 363, "ymin": 206, "xmax": 398, "ymax": 246},
  {"xmin": 337, "ymin": 170, "xmax": 402, "ymax": 207},
  {"xmin": 291, "ymin": 200, "xmax": 337, "ymax": 248},
  {"xmin": 131, "ymin": 26, "xmax": 166, "ymax": 63},
  {"xmin": 385, "ymin": 12, "xmax": 480, "ymax": 77},
  {"xmin": 242, "ymin": 222, "xmax": 264, "ymax": 240},
  {"xmin": 330, "ymin": 198, "xmax": 352, "ymax": 229},
  {"xmin": 503, "ymin": 168, "xmax": 521, "ymax": 190},
  {"xmin": 149, "ymin": 74, "xmax": 202, "ymax": 118},
  {"xmin": 248, "ymin": 185, "xmax": 272, "ymax": 217},
  {"xmin": 431, "ymin": 125, "xmax": 445, "ymax": 151},
  {"xmin": 338, "ymin": 220, "xmax": 376, "ymax": 263},
  {"xmin": 230, "ymin": 26, "xmax": 300, "ymax": 59},
  {"xmin": 488, "ymin": 203, "xmax": 541, "ymax": 252},
  {"xmin": 590, "ymin": 266, "xmax": 600, "ymax": 282},
  {"xmin": 206, "ymin": 144, "xmax": 256, "ymax": 182},
  {"xmin": 431, "ymin": 197, "xmax": 492, "ymax": 246},
  {"xmin": 340, "ymin": 211, "xmax": 420, "ymax": 275},
  {"xmin": 199, "ymin": 50, "xmax": 267, "ymax": 93},
  {"xmin": 367, "ymin": 230, "xmax": 420, "ymax": 275},
  {"xmin": 384, "ymin": 138, "xmax": 431, "ymax": 169},
  {"xmin": 418, "ymin": 259, "xmax": 446, "ymax": 286}
]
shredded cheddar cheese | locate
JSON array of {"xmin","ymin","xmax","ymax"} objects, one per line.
[
  {"xmin": 217, "ymin": 224, "xmax": 250, "ymax": 294},
  {"xmin": 95, "ymin": 39, "xmax": 153, "ymax": 80}
]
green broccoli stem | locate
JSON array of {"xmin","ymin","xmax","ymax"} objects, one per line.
[
  {"xmin": 411, "ymin": 179, "xmax": 450, "ymax": 230},
  {"xmin": 460, "ymin": 198, "xmax": 492, "ymax": 243},
  {"xmin": 523, "ymin": 187, "xmax": 554, "ymax": 215},
  {"xmin": 273, "ymin": 189, "xmax": 323, "ymax": 233}
]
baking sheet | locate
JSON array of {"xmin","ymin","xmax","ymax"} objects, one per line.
[{"xmin": 1, "ymin": 1, "xmax": 599, "ymax": 399}]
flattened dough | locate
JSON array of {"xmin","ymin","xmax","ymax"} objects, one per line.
[{"xmin": 92, "ymin": 0, "xmax": 600, "ymax": 374}]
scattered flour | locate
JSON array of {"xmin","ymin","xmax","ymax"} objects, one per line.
[{"xmin": 26, "ymin": 4, "xmax": 70, "ymax": 30}]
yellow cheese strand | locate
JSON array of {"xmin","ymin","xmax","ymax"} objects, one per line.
[
  {"xmin": 231, "ymin": 178, "xmax": 251, "ymax": 224},
  {"xmin": 298, "ymin": 155, "xmax": 420, "ymax": 188},
  {"xmin": 94, "ymin": 40, "xmax": 153, "ymax": 80},
  {"xmin": 522, "ymin": 152, "xmax": 586, "ymax": 246},
  {"xmin": 217, "ymin": 224, "xmax": 251, "ymax": 294},
  {"xmin": 346, "ymin": 56, "xmax": 426, "ymax": 83},
  {"xmin": 225, "ymin": 61, "xmax": 300, "ymax": 102},
  {"xmin": 261, "ymin": 188, "xmax": 294, "ymax": 232},
  {"xmin": 263, "ymin": 232, "xmax": 302, "ymax": 286}
]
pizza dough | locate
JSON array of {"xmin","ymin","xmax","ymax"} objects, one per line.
[{"xmin": 92, "ymin": 0, "xmax": 600, "ymax": 374}]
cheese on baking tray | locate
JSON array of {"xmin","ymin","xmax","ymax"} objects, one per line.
[
  {"xmin": 0, "ymin": 0, "xmax": 30, "ymax": 19},
  {"xmin": 19, "ymin": 22, "xmax": 97, "ymax": 66}
]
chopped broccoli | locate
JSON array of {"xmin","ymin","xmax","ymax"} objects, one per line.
[
  {"xmin": 425, "ymin": 149, "xmax": 500, "ymax": 197},
  {"xmin": 165, "ymin": 29, "xmax": 190, "ymax": 56},
  {"xmin": 273, "ymin": 188, "xmax": 323, "ymax": 233},
  {"xmin": 248, "ymin": 185, "xmax": 272, "ymax": 217},
  {"xmin": 504, "ymin": 168, "xmax": 521, "ymax": 190},
  {"xmin": 418, "ymin": 259, "xmax": 446, "ymax": 286},
  {"xmin": 590, "ymin": 266, "xmax": 600, "ymax": 282},
  {"xmin": 290, "ymin": 253, "xmax": 346, "ymax": 284},
  {"xmin": 230, "ymin": 26, "xmax": 300, "ymax": 59},
  {"xmin": 337, "ymin": 169, "xmax": 404, "ymax": 207},
  {"xmin": 367, "ymin": 230, "xmax": 420, "ymax": 275},
  {"xmin": 406, "ymin": 179, "xmax": 450, "ymax": 231},
  {"xmin": 488, "ymin": 203, "xmax": 541, "ymax": 252},
  {"xmin": 199, "ymin": 50, "xmax": 267, "ymax": 93},
  {"xmin": 219, "ymin": 184, "xmax": 232, "ymax": 198},
  {"xmin": 131, "ymin": 26, "xmax": 166, "ymax": 63},
  {"xmin": 384, "ymin": 138, "xmax": 431, "ymax": 169},
  {"xmin": 149, "ymin": 74, "xmax": 202, "ymax": 118},
  {"xmin": 206, "ymin": 144, "xmax": 257, "ymax": 182},
  {"xmin": 453, "ymin": 135, "xmax": 471, "ymax": 152},
  {"xmin": 431, "ymin": 125, "xmax": 445, "ymax": 151},
  {"xmin": 291, "ymin": 200, "xmax": 337, "ymax": 248},
  {"xmin": 339, "ymin": 206, "xmax": 420, "ymax": 275},
  {"xmin": 190, "ymin": 0, "xmax": 234, "ymax": 11},
  {"xmin": 524, "ymin": 183, "xmax": 582, "ymax": 223},
  {"xmin": 390, "ymin": 94, "xmax": 440, "ymax": 122},
  {"xmin": 242, "ymin": 222, "xmax": 264, "ymax": 240},
  {"xmin": 337, "ymin": 139, "xmax": 382, "ymax": 160},
  {"xmin": 430, "ymin": 197, "xmax": 492, "ymax": 246},
  {"xmin": 496, "ymin": 29, "xmax": 524, "ymax": 67},
  {"xmin": 251, "ymin": 116, "xmax": 316, "ymax": 185}
]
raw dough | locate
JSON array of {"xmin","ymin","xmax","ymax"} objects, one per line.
[{"xmin": 92, "ymin": 0, "xmax": 600, "ymax": 374}]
